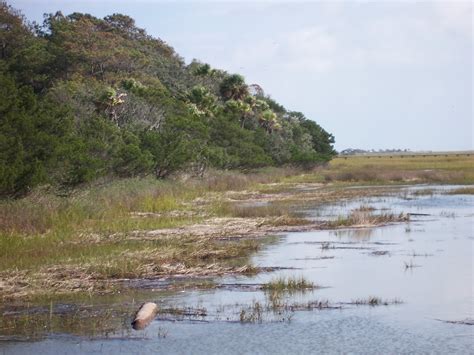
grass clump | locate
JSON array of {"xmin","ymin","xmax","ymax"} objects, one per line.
[
  {"xmin": 239, "ymin": 301, "xmax": 264, "ymax": 323},
  {"xmin": 350, "ymin": 297, "xmax": 402, "ymax": 306},
  {"xmin": 329, "ymin": 209, "xmax": 408, "ymax": 228},
  {"xmin": 262, "ymin": 276, "xmax": 315, "ymax": 292}
]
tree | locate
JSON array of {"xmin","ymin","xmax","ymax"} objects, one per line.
[
  {"xmin": 0, "ymin": 5, "xmax": 336, "ymax": 196},
  {"xmin": 219, "ymin": 74, "xmax": 248, "ymax": 101},
  {"xmin": 0, "ymin": 72, "xmax": 73, "ymax": 195},
  {"xmin": 141, "ymin": 114, "xmax": 209, "ymax": 178},
  {"xmin": 186, "ymin": 85, "xmax": 218, "ymax": 118}
]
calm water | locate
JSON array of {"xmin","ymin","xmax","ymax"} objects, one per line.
[{"xmin": 1, "ymin": 185, "xmax": 473, "ymax": 354}]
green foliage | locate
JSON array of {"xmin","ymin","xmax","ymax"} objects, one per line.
[
  {"xmin": 207, "ymin": 115, "xmax": 272, "ymax": 168},
  {"xmin": 0, "ymin": 72, "xmax": 72, "ymax": 196},
  {"xmin": 141, "ymin": 114, "xmax": 209, "ymax": 177},
  {"xmin": 186, "ymin": 85, "xmax": 218, "ymax": 117},
  {"xmin": 0, "ymin": 4, "xmax": 336, "ymax": 197},
  {"xmin": 219, "ymin": 74, "xmax": 248, "ymax": 101}
]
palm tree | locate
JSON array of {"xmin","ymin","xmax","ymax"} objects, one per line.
[
  {"xmin": 219, "ymin": 74, "xmax": 248, "ymax": 101},
  {"xmin": 259, "ymin": 109, "xmax": 279, "ymax": 133}
]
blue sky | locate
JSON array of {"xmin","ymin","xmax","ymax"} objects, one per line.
[{"xmin": 9, "ymin": 0, "xmax": 473, "ymax": 151}]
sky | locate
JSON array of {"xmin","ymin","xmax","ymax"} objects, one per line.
[{"xmin": 9, "ymin": 0, "xmax": 473, "ymax": 151}]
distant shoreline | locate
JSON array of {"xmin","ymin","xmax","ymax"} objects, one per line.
[{"xmin": 339, "ymin": 150, "xmax": 473, "ymax": 157}]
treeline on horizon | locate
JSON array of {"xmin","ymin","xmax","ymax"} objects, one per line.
[{"xmin": 0, "ymin": 2, "xmax": 335, "ymax": 197}]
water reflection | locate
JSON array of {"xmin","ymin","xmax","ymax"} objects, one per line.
[{"xmin": 330, "ymin": 228, "xmax": 375, "ymax": 240}]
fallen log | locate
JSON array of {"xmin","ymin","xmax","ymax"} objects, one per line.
[{"xmin": 132, "ymin": 302, "xmax": 159, "ymax": 330}]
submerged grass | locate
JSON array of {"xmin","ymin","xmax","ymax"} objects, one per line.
[{"xmin": 349, "ymin": 297, "xmax": 403, "ymax": 306}]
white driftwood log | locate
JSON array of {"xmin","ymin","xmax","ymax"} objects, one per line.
[{"xmin": 132, "ymin": 302, "xmax": 159, "ymax": 330}]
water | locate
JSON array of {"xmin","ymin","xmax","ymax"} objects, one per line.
[{"xmin": 1, "ymin": 186, "xmax": 473, "ymax": 354}]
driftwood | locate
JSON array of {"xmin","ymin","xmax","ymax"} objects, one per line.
[{"xmin": 132, "ymin": 302, "xmax": 159, "ymax": 330}]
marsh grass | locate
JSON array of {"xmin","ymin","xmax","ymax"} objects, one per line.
[
  {"xmin": 0, "ymin": 305, "xmax": 127, "ymax": 340},
  {"xmin": 285, "ymin": 155, "xmax": 474, "ymax": 185},
  {"xmin": 239, "ymin": 301, "xmax": 264, "ymax": 323},
  {"xmin": 353, "ymin": 205, "xmax": 376, "ymax": 212},
  {"xmin": 158, "ymin": 307, "xmax": 207, "ymax": 318},
  {"xmin": 1, "ymin": 155, "xmax": 471, "ymax": 299},
  {"xmin": 0, "ymin": 169, "xmax": 295, "ymax": 278},
  {"xmin": 445, "ymin": 187, "xmax": 474, "ymax": 195},
  {"xmin": 0, "ymin": 176, "xmax": 272, "ymax": 300},
  {"xmin": 238, "ymin": 299, "xmax": 294, "ymax": 323},
  {"xmin": 440, "ymin": 211, "xmax": 456, "ymax": 218},
  {"xmin": 238, "ymin": 294, "xmax": 403, "ymax": 324},
  {"xmin": 349, "ymin": 297, "xmax": 402, "ymax": 306},
  {"xmin": 0, "ymin": 168, "xmax": 297, "ymax": 237},
  {"xmin": 329, "ymin": 209, "xmax": 408, "ymax": 227},
  {"xmin": 263, "ymin": 215, "xmax": 313, "ymax": 227},
  {"xmin": 217, "ymin": 202, "xmax": 294, "ymax": 218},
  {"xmin": 411, "ymin": 189, "xmax": 436, "ymax": 196},
  {"xmin": 262, "ymin": 276, "xmax": 315, "ymax": 292}
]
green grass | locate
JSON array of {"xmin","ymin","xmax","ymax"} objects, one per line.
[
  {"xmin": 0, "ymin": 170, "xmax": 298, "ymax": 299},
  {"xmin": 262, "ymin": 276, "xmax": 315, "ymax": 291}
]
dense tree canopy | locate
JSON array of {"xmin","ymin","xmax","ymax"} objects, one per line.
[{"xmin": 0, "ymin": 2, "xmax": 335, "ymax": 197}]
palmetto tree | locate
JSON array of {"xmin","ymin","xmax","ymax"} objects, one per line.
[
  {"xmin": 219, "ymin": 74, "xmax": 248, "ymax": 101},
  {"xmin": 187, "ymin": 85, "xmax": 218, "ymax": 117},
  {"xmin": 259, "ymin": 109, "xmax": 279, "ymax": 133}
]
